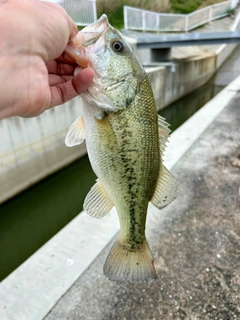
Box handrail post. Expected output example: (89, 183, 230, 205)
(185, 15, 189, 32)
(142, 11, 146, 31)
(209, 7, 212, 23)
(231, 0, 236, 8)
(157, 14, 160, 32)
(93, 0, 97, 21)
(124, 6, 128, 30)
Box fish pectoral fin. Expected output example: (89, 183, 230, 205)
(83, 180, 114, 219)
(151, 164, 178, 209)
(65, 116, 85, 147)
(103, 239, 157, 282)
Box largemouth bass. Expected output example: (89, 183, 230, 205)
(64, 15, 177, 282)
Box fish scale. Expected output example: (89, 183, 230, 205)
(64, 14, 177, 282)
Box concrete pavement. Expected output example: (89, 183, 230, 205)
(43, 79, 240, 320)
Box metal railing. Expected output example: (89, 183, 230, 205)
(45, 0, 97, 26)
(124, 1, 239, 32)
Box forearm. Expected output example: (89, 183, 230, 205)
(0, 0, 48, 118)
(0, 1, 52, 118)
(0, 0, 76, 61)
(0, 57, 17, 119)
(0, 0, 40, 58)
(0, 0, 79, 118)
(0, 54, 49, 119)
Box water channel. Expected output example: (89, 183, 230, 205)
(2, 40, 240, 281)
(0, 81, 223, 281)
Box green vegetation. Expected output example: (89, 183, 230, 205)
(96, 0, 227, 29)
(170, 0, 203, 14)
(100, 2, 124, 30)
(170, 0, 226, 14)
(97, 0, 169, 29)
(227, 8, 235, 16)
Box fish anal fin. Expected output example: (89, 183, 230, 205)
(65, 116, 85, 147)
(84, 180, 113, 219)
(104, 239, 157, 282)
(151, 164, 178, 209)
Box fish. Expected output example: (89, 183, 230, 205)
(64, 14, 178, 282)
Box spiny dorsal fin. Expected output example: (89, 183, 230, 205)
(151, 164, 178, 209)
(104, 238, 157, 282)
(158, 115, 171, 158)
(84, 179, 114, 219)
(65, 116, 85, 147)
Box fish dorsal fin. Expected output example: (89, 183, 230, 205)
(151, 164, 178, 209)
(65, 116, 85, 147)
(158, 115, 171, 158)
(84, 179, 114, 219)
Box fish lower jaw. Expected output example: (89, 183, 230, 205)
(74, 66, 83, 76)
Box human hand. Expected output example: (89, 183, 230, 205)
(0, 0, 94, 119)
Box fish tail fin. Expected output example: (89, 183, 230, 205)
(103, 238, 157, 282)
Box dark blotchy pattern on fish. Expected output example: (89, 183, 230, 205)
(90, 75, 159, 248)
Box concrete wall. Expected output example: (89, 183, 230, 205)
(145, 54, 216, 111)
(0, 101, 86, 203)
(1, 14, 240, 204)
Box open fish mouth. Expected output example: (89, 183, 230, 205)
(81, 14, 109, 34)
(65, 14, 110, 68)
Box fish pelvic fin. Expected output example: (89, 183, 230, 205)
(65, 115, 85, 147)
(151, 164, 178, 209)
(84, 179, 114, 218)
(103, 239, 157, 282)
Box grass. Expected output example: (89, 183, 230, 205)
(96, 0, 228, 29)
(170, 0, 203, 14)
(103, 4, 124, 30)
(97, 0, 169, 30)
(169, 0, 227, 14)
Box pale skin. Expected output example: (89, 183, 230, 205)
(0, 0, 94, 119)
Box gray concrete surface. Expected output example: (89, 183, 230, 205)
(126, 31, 240, 49)
(44, 91, 240, 319)
(1, 77, 239, 320)
(213, 43, 240, 86)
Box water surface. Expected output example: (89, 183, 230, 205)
(0, 156, 96, 281)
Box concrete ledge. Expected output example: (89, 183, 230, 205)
(1, 76, 240, 320)
(164, 78, 240, 168)
(0, 208, 119, 320)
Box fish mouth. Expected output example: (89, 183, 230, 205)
(81, 14, 110, 34)
(65, 14, 110, 68)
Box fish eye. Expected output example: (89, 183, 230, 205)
(111, 40, 124, 53)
